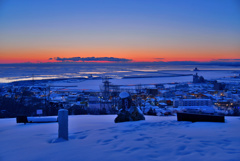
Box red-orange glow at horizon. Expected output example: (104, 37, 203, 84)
(0, 48, 239, 63)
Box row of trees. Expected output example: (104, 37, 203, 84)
(0, 95, 119, 118)
(0, 96, 43, 118)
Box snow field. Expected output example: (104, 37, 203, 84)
(0, 115, 239, 161)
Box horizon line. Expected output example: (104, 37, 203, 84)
(1, 60, 240, 65)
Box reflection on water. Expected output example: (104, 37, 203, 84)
(78, 72, 105, 74)
(0, 76, 59, 83)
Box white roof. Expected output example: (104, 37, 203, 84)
(119, 92, 130, 98)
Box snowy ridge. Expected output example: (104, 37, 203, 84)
(0, 115, 240, 161)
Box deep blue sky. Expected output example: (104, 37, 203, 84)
(0, 0, 239, 63)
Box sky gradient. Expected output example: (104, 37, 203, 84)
(0, 0, 240, 63)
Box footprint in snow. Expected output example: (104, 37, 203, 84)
(97, 139, 114, 145)
(135, 136, 152, 141)
(178, 135, 186, 138)
(78, 135, 87, 140)
(177, 145, 186, 151)
(111, 147, 130, 153)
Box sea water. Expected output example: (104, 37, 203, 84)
(0, 63, 239, 88)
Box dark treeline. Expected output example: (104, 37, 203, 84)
(0, 96, 118, 118)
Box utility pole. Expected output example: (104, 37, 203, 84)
(32, 74, 35, 86)
(101, 76, 110, 111)
(44, 87, 47, 116)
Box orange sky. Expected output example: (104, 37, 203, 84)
(0, 47, 239, 63)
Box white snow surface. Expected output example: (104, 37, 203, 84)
(0, 115, 240, 161)
(27, 117, 58, 123)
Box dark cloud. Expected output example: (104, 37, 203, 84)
(217, 59, 240, 61)
(155, 58, 165, 60)
(53, 57, 132, 62)
(49, 58, 53, 60)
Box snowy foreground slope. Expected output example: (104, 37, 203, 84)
(0, 115, 239, 161)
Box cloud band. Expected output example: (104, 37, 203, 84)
(49, 57, 132, 62)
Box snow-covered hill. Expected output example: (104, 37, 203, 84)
(0, 115, 239, 161)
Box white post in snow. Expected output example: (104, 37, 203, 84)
(58, 109, 68, 140)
